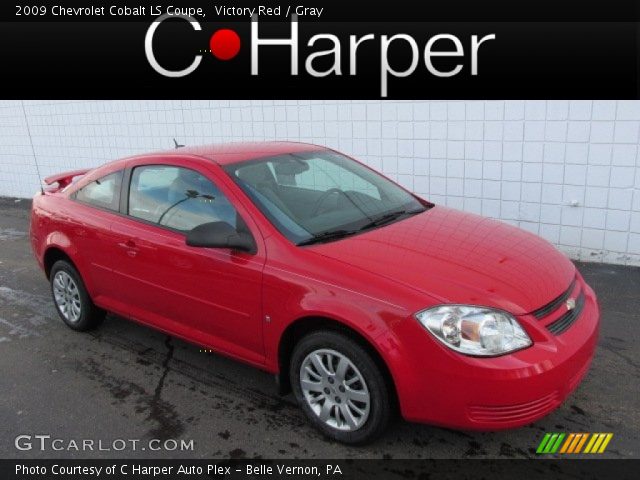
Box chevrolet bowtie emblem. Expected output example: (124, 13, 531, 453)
(566, 298, 576, 311)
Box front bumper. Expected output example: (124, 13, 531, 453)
(388, 274, 600, 430)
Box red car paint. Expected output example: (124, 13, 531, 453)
(30, 142, 599, 430)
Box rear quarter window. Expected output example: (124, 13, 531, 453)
(73, 170, 123, 212)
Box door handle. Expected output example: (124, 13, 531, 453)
(117, 239, 137, 248)
(117, 239, 139, 257)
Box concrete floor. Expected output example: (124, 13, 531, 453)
(0, 197, 638, 459)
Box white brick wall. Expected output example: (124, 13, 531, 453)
(1, 100, 639, 266)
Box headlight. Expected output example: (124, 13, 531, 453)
(415, 305, 532, 356)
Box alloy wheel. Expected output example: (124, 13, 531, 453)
(299, 348, 371, 431)
(52, 271, 82, 323)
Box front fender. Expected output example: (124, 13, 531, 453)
(262, 263, 410, 375)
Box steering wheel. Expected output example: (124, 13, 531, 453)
(312, 188, 349, 216)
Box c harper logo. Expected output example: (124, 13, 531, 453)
(536, 432, 613, 455)
(144, 14, 496, 97)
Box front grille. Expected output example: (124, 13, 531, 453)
(546, 291, 585, 335)
(531, 278, 576, 319)
(468, 391, 559, 424)
(527, 276, 585, 336)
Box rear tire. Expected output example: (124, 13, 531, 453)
(50, 260, 105, 331)
(290, 330, 391, 444)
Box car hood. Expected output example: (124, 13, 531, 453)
(310, 206, 575, 315)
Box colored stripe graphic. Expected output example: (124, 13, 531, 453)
(544, 433, 559, 453)
(550, 433, 565, 453)
(598, 433, 613, 453)
(537, 433, 565, 454)
(583, 433, 598, 453)
(590, 434, 607, 453)
(573, 433, 588, 453)
(559, 433, 575, 453)
(537, 433, 612, 454)
(536, 433, 552, 454)
(584, 433, 614, 453)
(567, 433, 587, 453)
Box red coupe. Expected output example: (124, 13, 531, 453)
(30, 142, 599, 444)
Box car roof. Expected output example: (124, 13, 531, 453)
(148, 141, 326, 166)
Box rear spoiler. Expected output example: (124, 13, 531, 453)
(43, 169, 91, 189)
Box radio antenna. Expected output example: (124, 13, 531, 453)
(20, 100, 44, 194)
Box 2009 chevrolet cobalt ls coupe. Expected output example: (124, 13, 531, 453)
(30, 142, 599, 444)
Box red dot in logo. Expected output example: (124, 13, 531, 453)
(209, 29, 241, 60)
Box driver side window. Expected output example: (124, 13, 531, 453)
(128, 165, 238, 232)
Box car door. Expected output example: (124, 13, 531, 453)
(108, 157, 266, 364)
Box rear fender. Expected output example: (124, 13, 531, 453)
(43, 232, 96, 296)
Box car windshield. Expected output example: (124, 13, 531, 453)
(224, 150, 429, 245)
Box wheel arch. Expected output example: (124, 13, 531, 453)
(276, 315, 399, 411)
(43, 246, 77, 279)
(42, 244, 97, 299)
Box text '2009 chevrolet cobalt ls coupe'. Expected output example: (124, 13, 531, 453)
(30, 142, 599, 444)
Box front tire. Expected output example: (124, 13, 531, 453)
(50, 260, 104, 331)
(290, 330, 391, 444)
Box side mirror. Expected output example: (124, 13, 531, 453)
(186, 222, 256, 254)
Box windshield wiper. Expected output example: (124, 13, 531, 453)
(297, 208, 425, 246)
(358, 208, 423, 232)
(297, 229, 357, 246)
